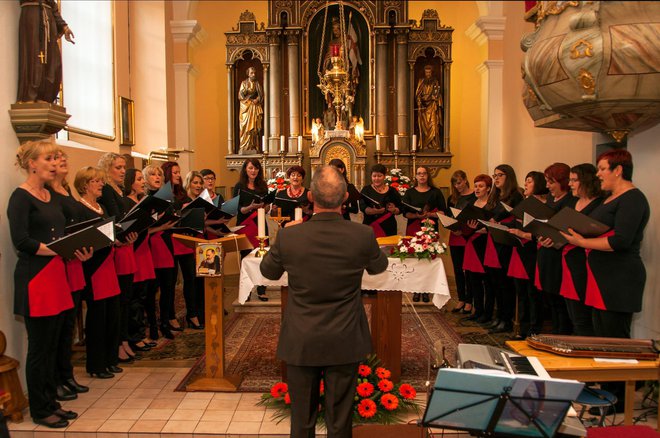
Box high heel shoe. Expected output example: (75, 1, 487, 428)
(118, 356, 134, 364)
(461, 305, 473, 314)
(89, 371, 114, 379)
(107, 365, 123, 374)
(129, 341, 151, 352)
(451, 302, 466, 313)
(168, 321, 184, 332)
(160, 325, 175, 340)
(186, 317, 204, 330)
(64, 378, 89, 393)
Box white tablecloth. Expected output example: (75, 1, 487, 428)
(239, 249, 451, 309)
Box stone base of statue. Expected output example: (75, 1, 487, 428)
(240, 148, 258, 155)
(8, 102, 71, 144)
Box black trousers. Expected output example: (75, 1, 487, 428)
(55, 290, 81, 383)
(449, 245, 470, 303)
(143, 279, 158, 331)
(118, 274, 134, 343)
(24, 312, 64, 419)
(128, 280, 148, 342)
(546, 292, 572, 335)
(155, 267, 177, 323)
(84, 293, 120, 373)
(467, 271, 494, 319)
(487, 267, 514, 324)
(195, 276, 205, 323)
(287, 362, 359, 438)
(175, 254, 197, 319)
(593, 309, 633, 409)
(566, 299, 595, 337)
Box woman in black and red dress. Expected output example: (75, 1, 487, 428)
(360, 164, 402, 237)
(74, 167, 123, 379)
(200, 168, 225, 207)
(560, 164, 603, 336)
(328, 159, 359, 221)
(233, 158, 269, 301)
(275, 166, 312, 225)
(402, 165, 446, 302)
(8, 141, 89, 428)
(447, 171, 475, 314)
(536, 163, 575, 335)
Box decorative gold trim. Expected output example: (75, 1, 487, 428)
(570, 39, 593, 59)
(607, 129, 630, 143)
(577, 68, 595, 95)
(119, 96, 135, 146)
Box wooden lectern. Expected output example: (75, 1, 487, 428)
(172, 233, 253, 391)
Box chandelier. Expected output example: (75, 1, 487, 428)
(317, 0, 351, 131)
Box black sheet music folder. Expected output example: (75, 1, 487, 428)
(49, 217, 115, 259)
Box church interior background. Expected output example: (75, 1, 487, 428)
(1, 0, 659, 426)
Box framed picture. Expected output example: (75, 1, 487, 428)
(196, 243, 223, 277)
(119, 96, 135, 146)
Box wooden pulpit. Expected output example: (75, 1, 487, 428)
(172, 233, 252, 391)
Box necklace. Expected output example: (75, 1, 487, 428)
(287, 185, 304, 198)
(81, 197, 103, 215)
(372, 184, 388, 194)
(26, 182, 49, 202)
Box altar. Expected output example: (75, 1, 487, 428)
(239, 250, 451, 381)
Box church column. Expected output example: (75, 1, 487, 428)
(262, 64, 269, 151)
(268, 30, 281, 154)
(286, 30, 301, 140)
(170, 19, 200, 170)
(375, 29, 389, 141)
(395, 30, 409, 150)
(226, 65, 234, 155)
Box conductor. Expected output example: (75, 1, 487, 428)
(260, 165, 388, 437)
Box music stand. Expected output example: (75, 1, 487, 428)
(421, 369, 583, 437)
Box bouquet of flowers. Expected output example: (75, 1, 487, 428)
(257, 355, 420, 426)
(390, 219, 446, 261)
(267, 171, 290, 193)
(385, 168, 411, 196)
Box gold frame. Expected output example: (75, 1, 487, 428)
(119, 96, 135, 146)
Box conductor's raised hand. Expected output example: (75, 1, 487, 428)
(284, 219, 303, 228)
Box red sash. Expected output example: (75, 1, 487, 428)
(370, 212, 392, 238)
(448, 233, 467, 246)
(91, 247, 121, 301)
(238, 211, 261, 247)
(114, 244, 137, 276)
(534, 243, 543, 290)
(150, 231, 174, 269)
(483, 234, 501, 269)
(173, 236, 194, 256)
(584, 230, 616, 310)
(134, 238, 156, 282)
(65, 258, 86, 292)
(507, 246, 528, 280)
(559, 244, 579, 301)
(28, 256, 73, 317)
(463, 233, 485, 273)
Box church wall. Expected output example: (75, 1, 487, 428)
(0, 0, 28, 387)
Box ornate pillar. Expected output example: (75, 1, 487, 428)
(262, 64, 269, 150)
(286, 30, 301, 138)
(268, 30, 281, 154)
(395, 30, 409, 149)
(375, 29, 389, 140)
(226, 65, 234, 154)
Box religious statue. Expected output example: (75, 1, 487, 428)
(415, 65, 443, 150)
(349, 115, 364, 143)
(17, 0, 75, 103)
(311, 118, 325, 144)
(238, 66, 264, 154)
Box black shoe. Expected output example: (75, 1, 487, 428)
(422, 293, 430, 303)
(53, 408, 78, 420)
(461, 306, 473, 314)
(33, 416, 69, 428)
(186, 317, 204, 330)
(118, 356, 134, 364)
(129, 342, 151, 352)
(489, 321, 513, 334)
(160, 325, 175, 339)
(89, 371, 114, 379)
(64, 378, 89, 393)
(107, 365, 123, 374)
(462, 313, 481, 321)
(412, 293, 421, 302)
(168, 322, 184, 332)
(475, 315, 491, 324)
(144, 340, 158, 348)
(256, 287, 268, 302)
(481, 318, 500, 329)
(56, 384, 77, 401)
(149, 325, 160, 341)
(451, 303, 466, 313)
(223, 309, 229, 316)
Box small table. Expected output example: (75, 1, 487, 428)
(506, 340, 660, 430)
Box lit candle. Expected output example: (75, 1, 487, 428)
(257, 208, 266, 237)
(412, 134, 417, 152)
(280, 135, 286, 153)
(297, 135, 302, 154)
(394, 134, 399, 151)
(376, 134, 381, 151)
(295, 208, 303, 221)
(262, 135, 267, 152)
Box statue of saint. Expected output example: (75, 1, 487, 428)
(17, 0, 75, 103)
(415, 65, 443, 150)
(311, 118, 325, 144)
(238, 66, 264, 154)
(349, 115, 364, 143)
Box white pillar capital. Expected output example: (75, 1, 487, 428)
(466, 16, 507, 46)
(170, 19, 201, 45)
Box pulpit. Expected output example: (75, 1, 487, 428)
(172, 234, 252, 391)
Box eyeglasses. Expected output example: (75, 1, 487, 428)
(492, 173, 505, 179)
(202, 176, 216, 181)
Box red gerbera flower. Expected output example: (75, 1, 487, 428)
(357, 399, 377, 418)
(270, 382, 288, 398)
(378, 379, 394, 392)
(356, 382, 375, 398)
(399, 383, 417, 400)
(284, 392, 291, 404)
(380, 393, 399, 411)
(375, 367, 391, 379)
(392, 176, 399, 181)
(358, 364, 372, 377)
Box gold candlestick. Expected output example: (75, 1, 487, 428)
(254, 236, 268, 258)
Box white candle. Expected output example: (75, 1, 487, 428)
(412, 134, 417, 152)
(376, 134, 381, 151)
(297, 135, 302, 154)
(294, 208, 303, 221)
(394, 134, 399, 151)
(280, 135, 286, 153)
(257, 208, 266, 237)
(262, 135, 267, 152)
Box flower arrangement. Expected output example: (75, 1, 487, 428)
(257, 355, 420, 426)
(390, 219, 447, 261)
(385, 168, 411, 196)
(267, 171, 290, 193)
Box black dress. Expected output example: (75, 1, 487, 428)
(360, 185, 402, 237)
(233, 182, 269, 247)
(275, 187, 311, 224)
(447, 192, 476, 305)
(342, 182, 360, 220)
(401, 187, 446, 235)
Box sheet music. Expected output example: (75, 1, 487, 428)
(98, 221, 115, 241)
